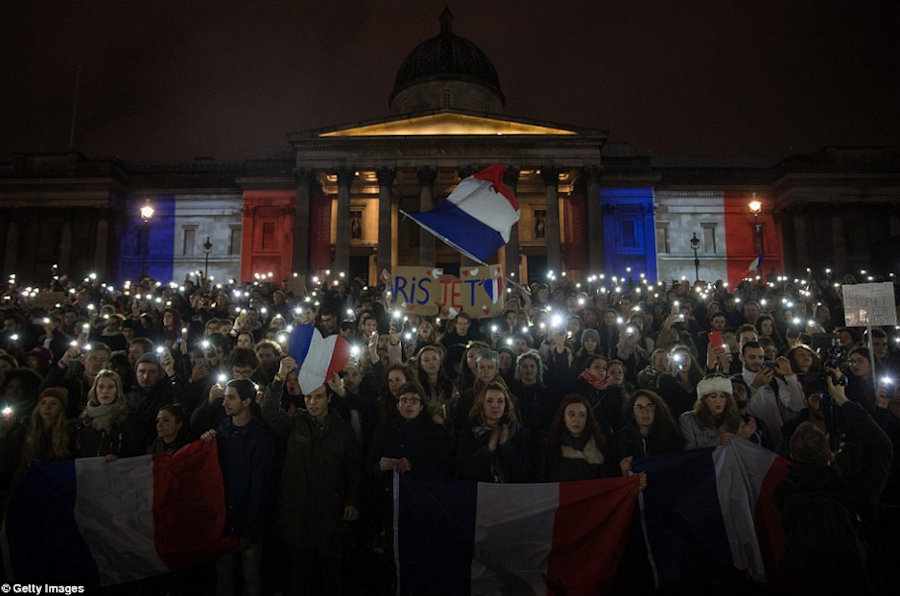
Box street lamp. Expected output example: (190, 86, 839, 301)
(139, 203, 154, 279)
(690, 232, 700, 282)
(203, 236, 213, 280)
(748, 195, 763, 279)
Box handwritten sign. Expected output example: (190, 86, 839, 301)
(387, 266, 505, 319)
(842, 282, 897, 327)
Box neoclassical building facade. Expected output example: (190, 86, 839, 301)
(1, 9, 898, 287)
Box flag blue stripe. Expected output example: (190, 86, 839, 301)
(408, 202, 505, 263)
(5, 460, 100, 587)
(633, 448, 732, 583)
(288, 324, 315, 367)
(397, 474, 477, 595)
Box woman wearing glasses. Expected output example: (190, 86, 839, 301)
(616, 389, 682, 475)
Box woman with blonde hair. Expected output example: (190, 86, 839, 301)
(71, 369, 142, 459)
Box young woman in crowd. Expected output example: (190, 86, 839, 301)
(844, 347, 876, 412)
(575, 354, 625, 433)
(19, 387, 71, 467)
(616, 390, 682, 474)
(679, 375, 756, 449)
(454, 340, 490, 397)
(544, 394, 612, 481)
(456, 381, 528, 483)
(756, 313, 787, 356)
(377, 363, 415, 423)
(150, 403, 189, 454)
(413, 344, 454, 424)
(657, 345, 705, 418)
(71, 369, 142, 459)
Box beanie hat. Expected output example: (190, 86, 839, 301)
(38, 386, 68, 411)
(581, 328, 601, 347)
(135, 352, 163, 374)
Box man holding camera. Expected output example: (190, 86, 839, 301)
(740, 340, 805, 445)
(775, 374, 892, 594)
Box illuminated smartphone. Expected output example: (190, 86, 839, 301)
(708, 331, 726, 355)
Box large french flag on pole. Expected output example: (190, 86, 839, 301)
(633, 439, 790, 587)
(288, 324, 351, 394)
(405, 164, 520, 264)
(394, 473, 641, 595)
(2, 440, 238, 588)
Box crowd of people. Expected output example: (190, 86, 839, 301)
(0, 268, 898, 594)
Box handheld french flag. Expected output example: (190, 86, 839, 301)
(288, 324, 351, 394)
(405, 164, 520, 264)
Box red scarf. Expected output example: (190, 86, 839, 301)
(579, 369, 611, 391)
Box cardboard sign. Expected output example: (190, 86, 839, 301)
(842, 282, 897, 327)
(28, 291, 68, 309)
(387, 266, 505, 319)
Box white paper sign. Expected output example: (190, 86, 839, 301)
(842, 282, 897, 327)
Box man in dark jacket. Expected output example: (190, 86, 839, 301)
(261, 356, 361, 596)
(774, 374, 892, 594)
(203, 379, 274, 596)
(127, 350, 188, 448)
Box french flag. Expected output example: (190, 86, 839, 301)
(406, 164, 520, 264)
(633, 439, 790, 586)
(288, 324, 351, 394)
(482, 273, 503, 304)
(2, 440, 238, 588)
(394, 473, 641, 595)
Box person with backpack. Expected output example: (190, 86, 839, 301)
(774, 372, 892, 594)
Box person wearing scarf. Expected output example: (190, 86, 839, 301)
(576, 354, 625, 434)
(71, 369, 142, 459)
(456, 381, 529, 483)
(544, 394, 612, 481)
(678, 374, 756, 449)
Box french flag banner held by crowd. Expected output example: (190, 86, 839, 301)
(2, 440, 238, 588)
(393, 471, 641, 595)
(394, 439, 790, 595)
(405, 163, 521, 264)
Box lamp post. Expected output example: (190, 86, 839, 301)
(748, 196, 762, 279)
(690, 232, 700, 282)
(203, 236, 213, 280)
(139, 203, 154, 280)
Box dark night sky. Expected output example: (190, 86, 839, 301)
(2, 0, 898, 163)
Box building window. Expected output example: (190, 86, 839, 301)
(656, 223, 669, 254)
(261, 222, 276, 250)
(229, 227, 241, 255)
(702, 223, 717, 254)
(620, 219, 637, 249)
(182, 227, 196, 256)
(441, 89, 453, 108)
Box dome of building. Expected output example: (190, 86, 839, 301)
(389, 8, 505, 114)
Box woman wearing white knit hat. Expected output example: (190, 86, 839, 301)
(679, 374, 757, 449)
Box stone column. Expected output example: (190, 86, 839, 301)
(93, 211, 109, 279)
(830, 205, 847, 274)
(541, 167, 562, 273)
(3, 219, 18, 275)
(503, 166, 521, 281)
(585, 166, 604, 272)
(59, 214, 73, 274)
(293, 168, 315, 275)
(417, 166, 437, 267)
(792, 208, 808, 272)
(376, 167, 396, 274)
(335, 167, 355, 275)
